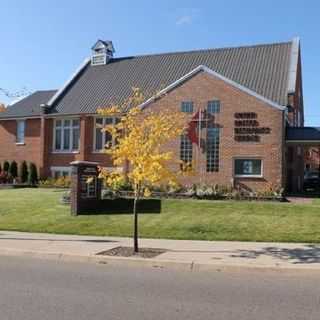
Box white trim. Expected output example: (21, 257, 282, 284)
(50, 166, 71, 178)
(140, 65, 286, 111)
(287, 37, 300, 94)
(47, 58, 91, 107)
(70, 161, 99, 166)
(233, 157, 263, 178)
(0, 116, 40, 121)
(51, 151, 80, 154)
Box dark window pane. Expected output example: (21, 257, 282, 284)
(105, 131, 112, 148)
(63, 128, 70, 150)
(55, 129, 61, 150)
(64, 120, 71, 127)
(72, 119, 80, 127)
(235, 159, 262, 176)
(72, 127, 80, 150)
(95, 128, 103, 150)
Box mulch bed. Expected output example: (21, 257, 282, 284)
(97, 246, 167, 258)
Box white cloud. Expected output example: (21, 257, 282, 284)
(176, 15, 193, 26)
(175, 8, 200, 26)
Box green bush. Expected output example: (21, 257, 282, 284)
(20, 161, 28, 183)
(3, 161, 9, 173)
(9, 161, 18, 179)
(28, 163, 38, 185)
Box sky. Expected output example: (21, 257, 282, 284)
(0, 0, 319, 125)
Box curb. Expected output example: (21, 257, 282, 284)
(1, 248, 320, 273)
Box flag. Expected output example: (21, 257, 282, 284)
(187, 111, 200, 145)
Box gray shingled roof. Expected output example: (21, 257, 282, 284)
(51, 41, 293, 115)
(0, 90, 57, 119)
(286, 127, 320, 141)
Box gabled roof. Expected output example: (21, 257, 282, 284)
(140, 65, 285, 111)
(49, 40, 294, 115)
(0, 90, 57, 119)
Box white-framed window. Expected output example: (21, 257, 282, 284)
(207, 100, 220, 114)
(53, 118, 80, 152)
(180, 134, 193, 170)
(94, 117, 118, 151)
(181, 101, 193, 113)
(16, 120, 25, 144)
(50, 166, 71, 179)
(234, 158, 263, 178)
(206, 127, 220, 172)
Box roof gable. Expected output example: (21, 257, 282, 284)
(141, 65, 285, 111)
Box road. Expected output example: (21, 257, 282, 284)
(0, 256, 319, 320)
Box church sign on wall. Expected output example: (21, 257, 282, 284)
(234, 113, 271, 142)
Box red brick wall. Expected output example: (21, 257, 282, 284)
(145, 71, 285, 191)
(0, 118, 41, 169)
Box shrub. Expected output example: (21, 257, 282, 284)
(9, 161, 18, 179)
(3, 161, 9, 173)
(39, 176, 71, 188)
(20, 161, 28, 183)
(28, 163, 38, 185)
(0, 163, 2, 174)
(0, 172, 8, 184)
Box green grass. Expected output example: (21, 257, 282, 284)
(1, 188, 320, 243)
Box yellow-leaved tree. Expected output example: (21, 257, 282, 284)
(97, 88, 188, 252)
(0, 103, 5, 112)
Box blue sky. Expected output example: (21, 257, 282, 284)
(0, 0, 319, 125)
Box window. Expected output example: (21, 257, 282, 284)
(51, 167, 71, 179)
(16, 120, 25, 144)
(180, 134, 193, 170)
(181, 101, 193, 113)
(234, 159, 262, 177)
(207, 100, 220, 114)
(206, 127, 220, 172)
(54, 119, 80, 152)
(94, 117, 117, 151)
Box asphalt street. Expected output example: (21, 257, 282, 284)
(0, 255, 319, 320)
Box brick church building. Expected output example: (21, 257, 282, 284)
(0, 38, 314, 192)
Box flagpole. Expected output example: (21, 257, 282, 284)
(198, 107, 202, 185)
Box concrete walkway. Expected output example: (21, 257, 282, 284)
(0, 231, 320, 272)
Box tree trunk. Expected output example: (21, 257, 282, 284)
(133, 195, 139, 253)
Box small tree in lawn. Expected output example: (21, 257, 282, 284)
(28, 163, 38, 185)
(20, 161, 28, 183)
(9, 161, 18, 180)
(97, 88, 187, 252)
(3, 161, 9, 173)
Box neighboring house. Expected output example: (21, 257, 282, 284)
(305, 147, 320, 172)
(0, 38, 311, 192)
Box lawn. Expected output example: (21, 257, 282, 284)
(1, 188, 320, 243)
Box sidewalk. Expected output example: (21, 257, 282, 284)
(0, 230, 320, 272)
